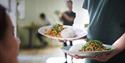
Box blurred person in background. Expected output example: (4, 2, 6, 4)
(0, 5, 19, 63)
(36, 13, 50, 47)
(60, 0, 76, 26)
(39, 13, 51, 26)
(60, 0, 76, 46)
(59, 1, 76, 62)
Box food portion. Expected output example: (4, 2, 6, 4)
(61, 28, 76, 38)
(80, 40, 110, 52)
(45, 24, 77, 38)
(45, 24, 64, 37)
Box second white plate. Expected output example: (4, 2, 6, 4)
(38, 25, 87, 40)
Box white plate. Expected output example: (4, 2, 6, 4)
(38, 25, 87, 40)
(69, 44, 115, 56)
(62, 44, 115, 57)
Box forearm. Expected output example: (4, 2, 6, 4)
(112, 33, 125, 55)
(92, 33, 125, 62)
(63, 13, 74, 21)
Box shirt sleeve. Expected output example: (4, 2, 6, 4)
(82, 0, 88, 9)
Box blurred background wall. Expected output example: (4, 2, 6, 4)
(18, 0, 67, 26)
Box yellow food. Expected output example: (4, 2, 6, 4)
(45, 24, 64, 37)
(80, 40, 108, 52)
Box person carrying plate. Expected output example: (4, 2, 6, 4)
(60, 0, 76, 63)
(60, 0, 76, 46)
(72, 0, 125, 63)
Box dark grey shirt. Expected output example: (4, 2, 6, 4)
(83, 0, 125, 63)
(61, 11, 76, 26)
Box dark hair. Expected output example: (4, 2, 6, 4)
(0, 5, 7, 40)
(67, 0, 73, 4)
(40, 13, 46, 19)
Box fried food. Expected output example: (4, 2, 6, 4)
(45, 24, 64, 37)
(80, 40, 109, 52)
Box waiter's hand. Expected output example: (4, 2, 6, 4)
(68, 50, 117, 62)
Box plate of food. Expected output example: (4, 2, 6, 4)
(62, 40, 115, 57)
(38, 24, 87, 40)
